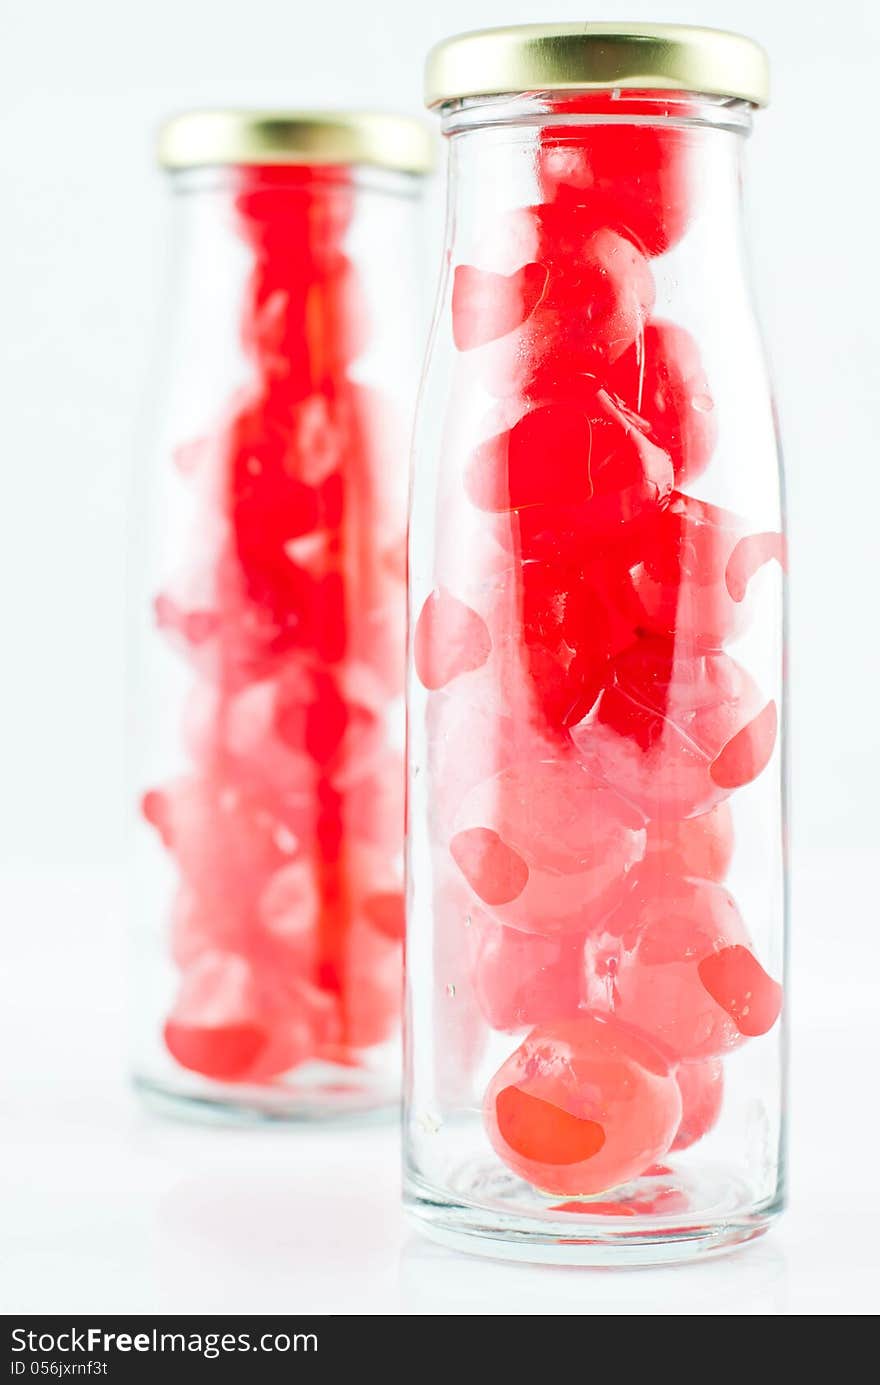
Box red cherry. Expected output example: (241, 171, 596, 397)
(643, 801, 734, 883)
(725, 531, 787, 603)
(698, 944, 783, 1038)
(607, 321, 717, 485)
(344, 749, 405, 853)
(164, 1017, 267, 1081)
(585, 875, 751, 1060)
(141, 789, 174, 849)
(155, 774, 301, 930)
(495, 1086, 606, 1165)
(467, 911, 584, 1032)
(484, 1014, 681, 1195)
(414, 586, 492, 691)
(466, 390, 673, 541)
(425, 689, 550, 840)
(257, 858, 320, 954)
(709, 700, 778, 790)
(452, 262, 548, 350)
(537, 96, 697, 257)
(460, 208, 655, 397)
(450, 827, 530, 907)
(516, 559, 634, 728)
(362, 891, 406, 942)
(623, 495, 784, 649)
(163, 950, 322, 1082)
(576, 637, 775, 819)
(234, 165, 355, 266)
(451, 757, 645, 934)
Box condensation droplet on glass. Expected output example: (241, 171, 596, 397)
(692, 393, 714, 413)
(446, 983, 456, 999)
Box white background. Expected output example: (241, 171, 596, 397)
(2, 0, 878, 1316)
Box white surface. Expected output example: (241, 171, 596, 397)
(1, 860, 877, 1316)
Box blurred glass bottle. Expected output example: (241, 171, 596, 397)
(131, 110, 431, 1120)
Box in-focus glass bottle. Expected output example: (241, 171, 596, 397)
(406, 24, 787, 1262)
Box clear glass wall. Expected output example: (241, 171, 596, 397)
(406, 92, 786, 1261)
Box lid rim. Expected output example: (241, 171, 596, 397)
(424, 23, 770, 110)
(158, 110, 434, 174)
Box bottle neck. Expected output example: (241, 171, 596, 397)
(166, 163, 420, 201)
(439, 89, 754, 137)
(438, 90, 751, 274)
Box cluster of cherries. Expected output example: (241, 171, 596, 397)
(415, 98, 784, 1197)
(143, 166, 406, 1084)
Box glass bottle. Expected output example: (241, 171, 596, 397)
(406, 24, 787, 1262)
(131, 110, 431, 1120)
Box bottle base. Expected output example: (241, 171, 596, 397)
(133, 1069, 399, 1127)
(404, 1168, 782, 1268)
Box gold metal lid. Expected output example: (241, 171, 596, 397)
(158, 110, 434, 174)
(425, 23, 769, 110)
